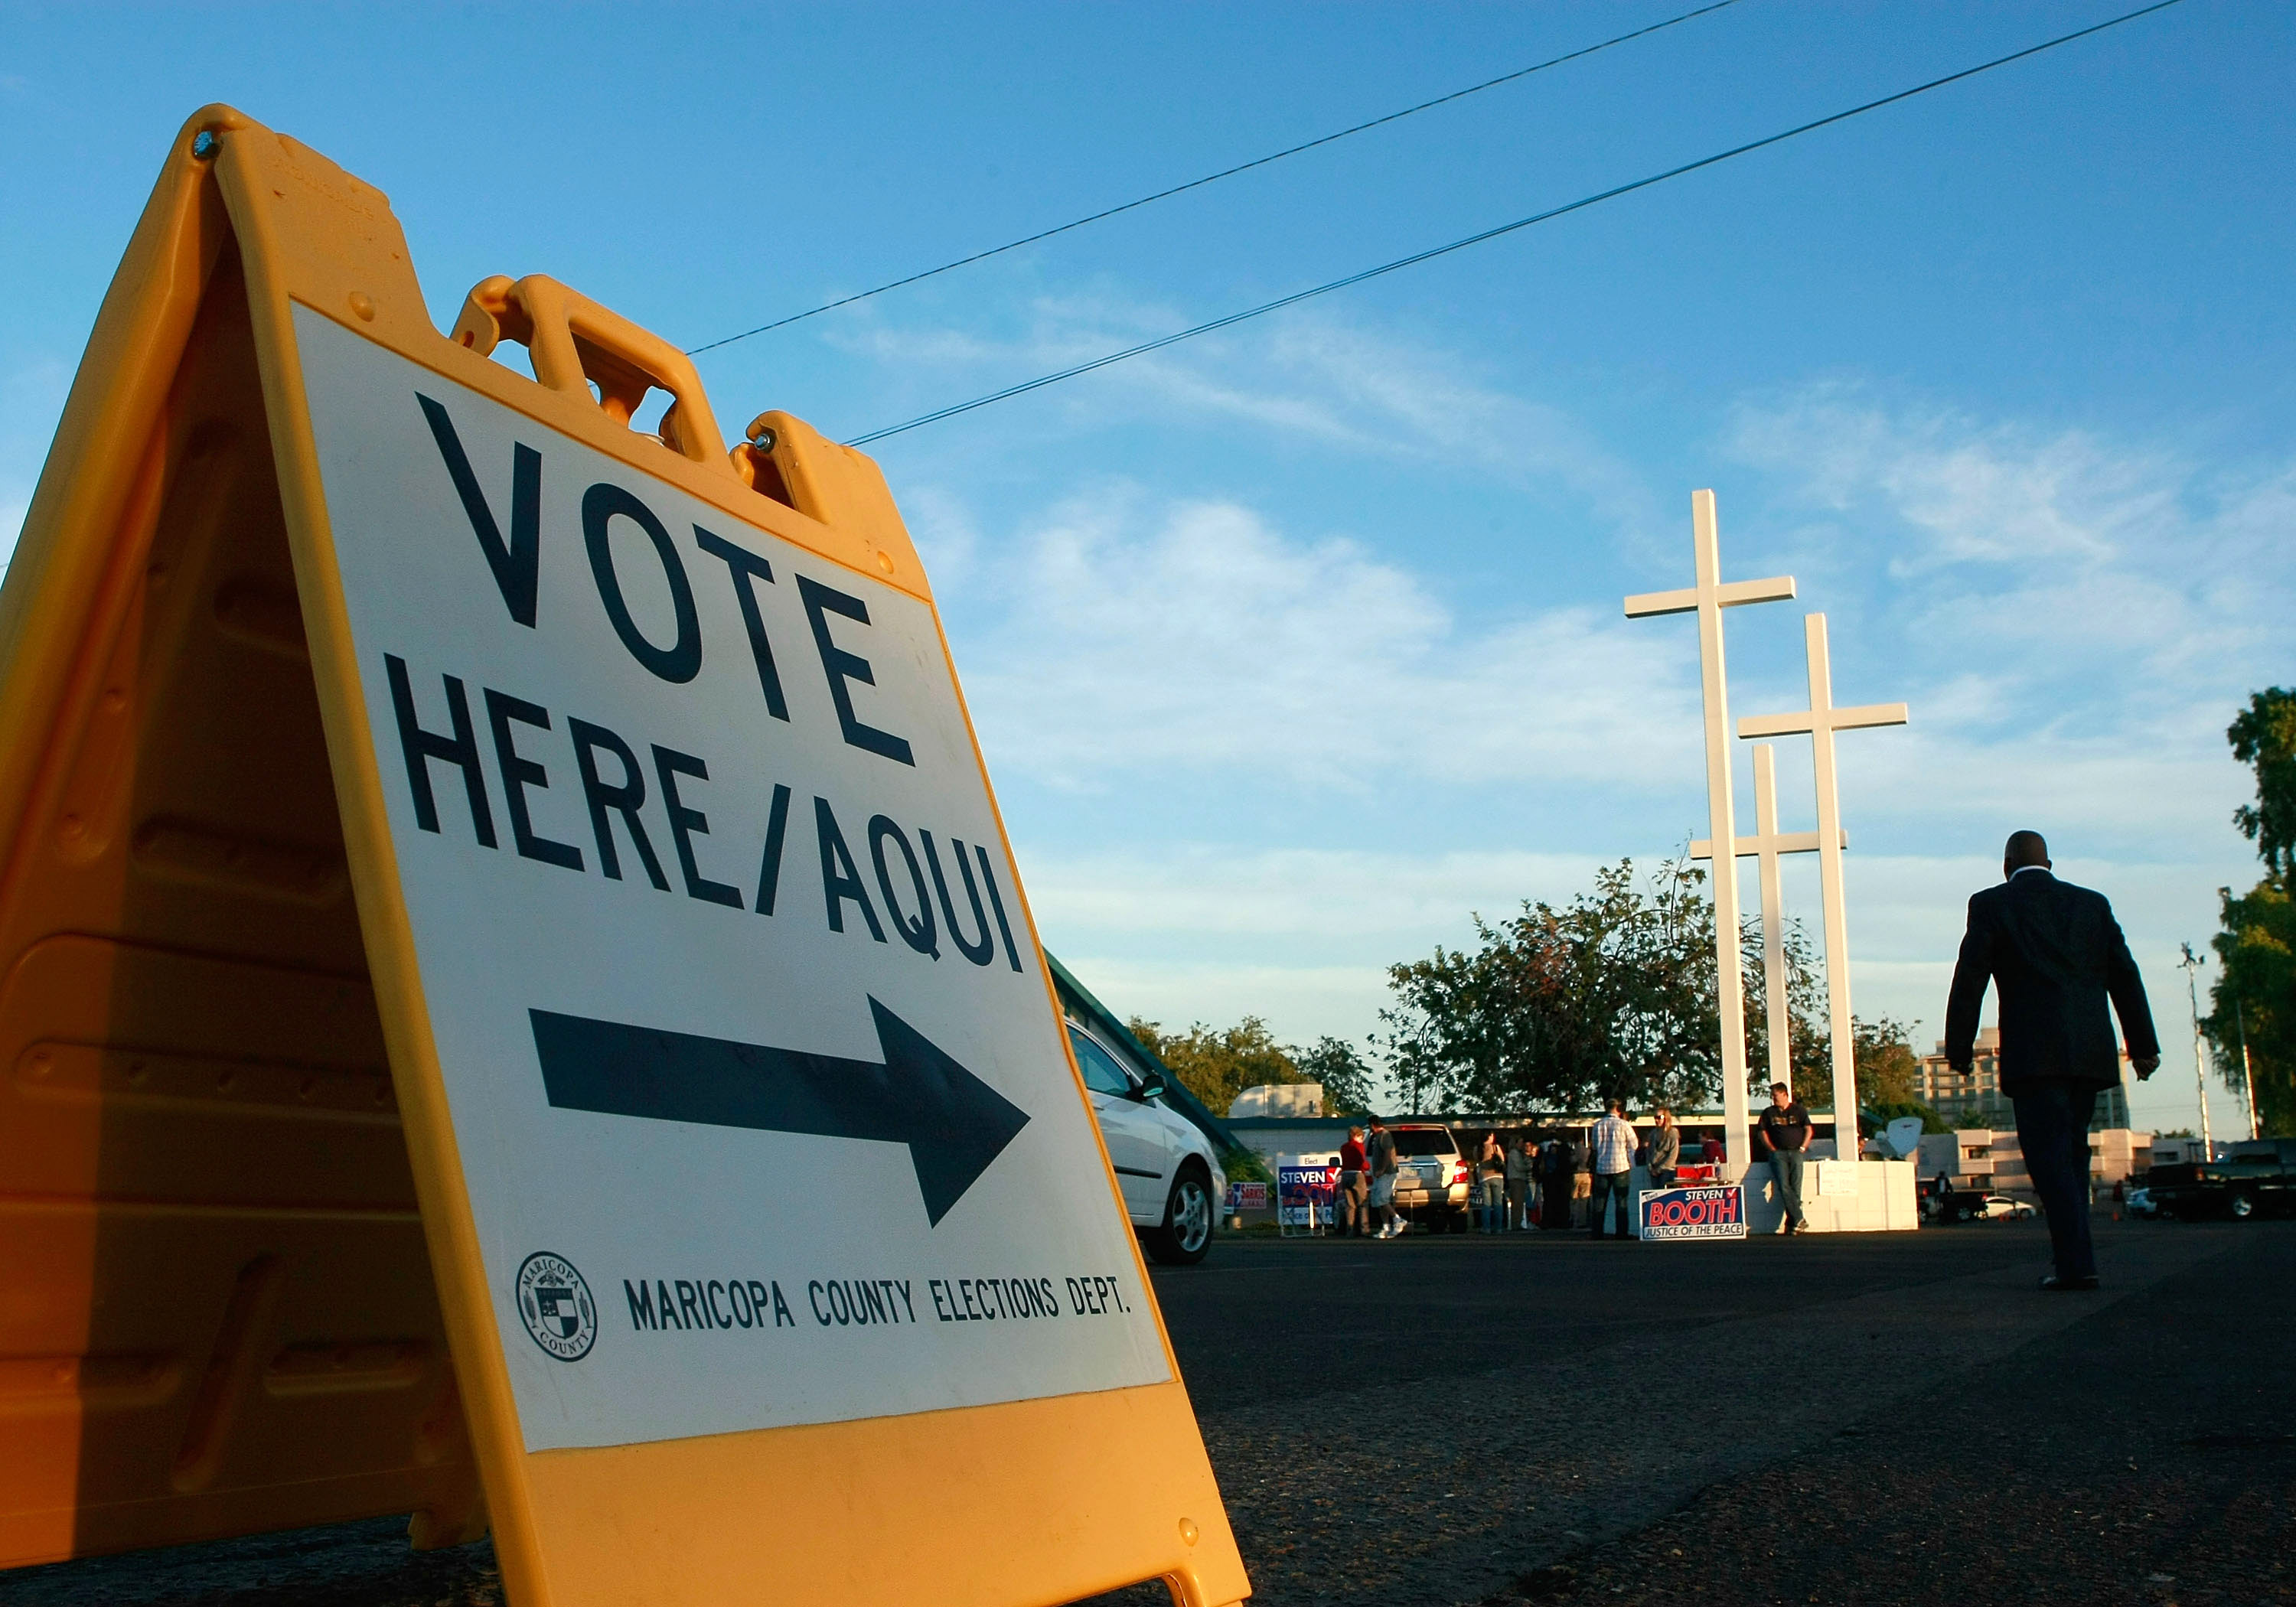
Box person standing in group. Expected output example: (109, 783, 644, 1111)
(1587, 1100, 1638, 1240)
(1571, 1133, 1593, 1228)
(1945, 830, 2161, 1292)
(1506, 1134, 1538, 1231)
(1477, 1132, 1507, 1233)
(1757, 1084, 1812, 1234)
(1337, 1125, 1369, 1237)
(1366, 1116, 1402, 1240)
(1645, 1107, 1681, 1188)
(1541, 1134, 1574, 1230)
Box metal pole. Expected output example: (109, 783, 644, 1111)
(2238, 1001, 2260, 1143)
(2180, 943, 2213, 1159)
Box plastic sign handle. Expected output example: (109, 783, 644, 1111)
(451, 272, 734, 476)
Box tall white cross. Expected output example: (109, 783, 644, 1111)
(1625, 491, 1793, 1178)
(1690, 742, 1847, 1096)
(1738, 613, 1908, 1155)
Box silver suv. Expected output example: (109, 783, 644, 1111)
(1384, 1124, 1470, 1231)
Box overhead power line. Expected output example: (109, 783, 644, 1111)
(844, 0, 2185, 448)
(686, 0, 1746, 357)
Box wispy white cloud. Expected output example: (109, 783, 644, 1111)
(1733, 388, 2170, 566)
(847, 295, 1662, 539)
(1119, 318, 1661, 537)
(1029, 843, 1619, 1054)
(1024, 843, 1613, 944)
(954, 488, 1701, 792)
(1727, 386, 2296, 691)
(1717, 386, 2291, 863)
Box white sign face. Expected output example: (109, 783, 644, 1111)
(1815, 1161, 1863, 1198)
(291, 307, 1171, 1452)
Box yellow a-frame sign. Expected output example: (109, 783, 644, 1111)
(0, 105, 1248, 1607)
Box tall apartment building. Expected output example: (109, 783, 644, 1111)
(1913, 1027, 2131, 1129)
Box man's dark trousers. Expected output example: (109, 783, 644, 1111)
(1767, 1149, 1806, 1231)
(2014, 1081, 2102, 1280)
(1590, 1171, 1632, 1238)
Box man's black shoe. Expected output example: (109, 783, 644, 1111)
(2039, 1273, 2099, 1292)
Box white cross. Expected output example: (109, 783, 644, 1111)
(1737, 613, 1908, 1154)
(1625, 491, 1793, 1179)
(1690, 743, 1847, 1096)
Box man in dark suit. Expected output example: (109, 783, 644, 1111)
(1946, 831, 2161, 1291)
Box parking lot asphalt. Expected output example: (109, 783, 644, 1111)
(1098, 1217, 2289, 1607)
(3, 1218, 2282, 1607)
(1146, 1219, 2074, 1416)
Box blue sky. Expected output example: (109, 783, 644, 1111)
(5, 2, 2289, 1136)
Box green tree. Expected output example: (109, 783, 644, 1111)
(2229, 688, 2296, 882)
(1288, 1035, 1385, 1115)
(1740, 917, 1833, 1106)
(1377, 859, 1831, 1115)
(1854, 1016, 1923, 1108)
(2206, 881, 2292, 1135)
(2206, 688, 2296, 1136)
(1125, 1015, 1305, 1116)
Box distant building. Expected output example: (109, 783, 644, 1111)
(1228, 1083, 1326, 1120)
(2144, 1136, 2225, 1166)
(1914, 1028, 2131, 1129)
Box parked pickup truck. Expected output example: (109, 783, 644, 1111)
(2145, 1138, 2296, 1221)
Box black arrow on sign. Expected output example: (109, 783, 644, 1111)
(530, 1000, 1031, 1226)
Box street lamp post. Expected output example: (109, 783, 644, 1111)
(2237, 1001, 2260, 1143)
(2178, 943, 2213, 1160)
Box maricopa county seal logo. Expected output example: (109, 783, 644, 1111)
(515, 1251, 596, 1361)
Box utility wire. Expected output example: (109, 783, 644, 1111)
(845, 0, 2183, 448)
(687, 0, 1746, 357)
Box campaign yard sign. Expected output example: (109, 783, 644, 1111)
(1639, 1183, 1748, 1240)
(1277, 1163, 1336, 1229)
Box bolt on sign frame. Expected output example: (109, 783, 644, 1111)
(0, 105, 1247, 1607)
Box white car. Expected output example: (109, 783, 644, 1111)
(1067, 1019, 1225, 1265)
(1975, 1193, 2038, 1220)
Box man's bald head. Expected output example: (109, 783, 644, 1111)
(2004, 830, 2051, 874)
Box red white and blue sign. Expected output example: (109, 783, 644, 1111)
(1277, 1163, 1337, 1228)
(1639, 1183, 1747, 1240)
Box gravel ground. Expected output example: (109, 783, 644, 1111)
(1, 1218, 2273, 1607)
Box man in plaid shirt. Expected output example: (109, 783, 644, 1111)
(1587, 1099, 1639, 1240)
